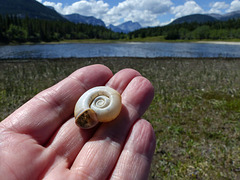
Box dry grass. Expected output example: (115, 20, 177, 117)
(0, 57, 240, 179)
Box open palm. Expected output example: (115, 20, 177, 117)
(0, 65, 155, 180)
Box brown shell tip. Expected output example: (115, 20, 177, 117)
(75, 109, 98, 129)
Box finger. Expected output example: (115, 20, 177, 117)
(44, 120, 155, 180)
(106, 68, 141, 94)
(70, 76, 154, 179)
(110, 119, 156, 180)
(45, 69, 141, 168)
(1, 64, 113, 145)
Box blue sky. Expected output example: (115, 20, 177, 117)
(36, 0, 240, 27)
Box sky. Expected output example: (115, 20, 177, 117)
(36, 0, 240, 27)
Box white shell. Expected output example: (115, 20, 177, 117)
(74, 86, 122, 129)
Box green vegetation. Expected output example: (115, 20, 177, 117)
(0, 15, 123, 43)
(131, 19, 240, 41)
(2, 14, 240, 44)
(0, 57, 240, 179)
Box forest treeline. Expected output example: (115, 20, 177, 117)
(130, 18, 240, 40)
(0, 15, 124, 43)
(2, 14, 240, 44)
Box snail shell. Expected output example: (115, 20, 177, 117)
(74, 86, 122, 129)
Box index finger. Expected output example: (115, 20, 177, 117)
(1, 64, 113, 145)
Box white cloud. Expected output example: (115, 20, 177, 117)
(122, 9, 160, 26)
(42, 0, 109, 18)
(39, 0, 173, 27)
(227, 0, 240, 12)
(209, 2, 229, 14)
(104, 0, 173, 26)
(36, 0, 240, 27)
(43, 1, 64, 12)
(171, 1, 204, 18)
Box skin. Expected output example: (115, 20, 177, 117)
(0, 64, 156, 180)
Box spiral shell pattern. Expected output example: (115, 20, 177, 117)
(74, 86, 122, 129)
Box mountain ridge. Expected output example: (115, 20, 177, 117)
(171, 14, 217, 25)
(2, 0, 240, 33)
(63, 13, 106, 27)
(0, 0, 141, 33)
(210, 10, 240, 21)
(62, 13, 142, 33)
(171, 10, 240, 25)
(108, 21, 142, 33)
(0, 0, 65, 21)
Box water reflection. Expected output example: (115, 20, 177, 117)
(0, 42, 240, 59)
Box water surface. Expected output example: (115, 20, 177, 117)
(0, 42, 240, 59)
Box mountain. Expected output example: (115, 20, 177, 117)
(108, 24, 123, 33)
(209, 13, 223, 20)
(0, 0, 65, 21)
(108, 21, 142, 33)
(171, 10, 240, 25)
(209, 10, 240, 21)
(171, 14, 218, 25)
(63, 14, 106, 27)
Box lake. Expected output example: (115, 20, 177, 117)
(1, 42, 240, 59)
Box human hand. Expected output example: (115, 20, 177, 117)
(0, 64, 155, 180)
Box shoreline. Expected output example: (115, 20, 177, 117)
(2, 39, 240, 46)
(1, 57, 240, 63)
(197, 41, 240, 45)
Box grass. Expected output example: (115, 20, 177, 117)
(0, 57, 240, 179)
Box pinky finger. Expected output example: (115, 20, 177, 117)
(110, 119, 156, 180)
